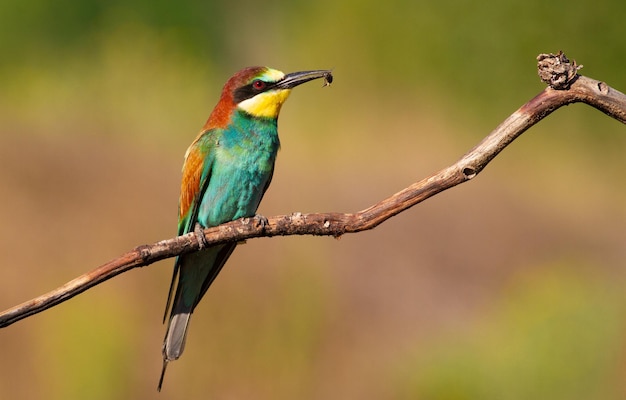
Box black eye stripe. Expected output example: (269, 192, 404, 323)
(233, 80, 279, 103)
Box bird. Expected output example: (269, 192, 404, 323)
(158, 66, 332, 390)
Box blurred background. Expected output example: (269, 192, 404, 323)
(1, 0, 625, 398)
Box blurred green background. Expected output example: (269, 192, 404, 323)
(1, 0, 625, 399)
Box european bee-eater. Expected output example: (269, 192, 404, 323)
(158, 66, 332, 390)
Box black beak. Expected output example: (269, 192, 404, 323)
(276, 70, 333, 89)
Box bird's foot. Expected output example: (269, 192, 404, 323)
(238, 215, 268, 245)
(251, 214, 269, 229)
(194, 223, 209, 249)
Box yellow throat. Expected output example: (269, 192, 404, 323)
(237, 68, 291, 118)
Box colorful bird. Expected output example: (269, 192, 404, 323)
(158, 66, 332, 390)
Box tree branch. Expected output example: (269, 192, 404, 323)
(1, 52, 625, 328)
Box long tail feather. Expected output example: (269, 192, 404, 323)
(164, 313, 192, 361)
(158, 243, 237, 390)
(162, 261, 180, 323)
(157, 361, 168, 392)
(159, 312, 191, 390)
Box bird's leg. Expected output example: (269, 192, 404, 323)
(194, 223, 209, 249)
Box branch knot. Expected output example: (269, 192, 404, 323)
(537, 51, 582, 90)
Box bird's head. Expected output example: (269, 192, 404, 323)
(205, 66, 332, 129)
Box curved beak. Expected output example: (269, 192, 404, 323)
(276, 70, 333, 89)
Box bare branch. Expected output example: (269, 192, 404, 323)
(1, 52, 624, 328)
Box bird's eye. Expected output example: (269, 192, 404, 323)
(252, 80, 266, 90)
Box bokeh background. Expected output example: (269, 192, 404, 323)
(1, 0, 625, 399)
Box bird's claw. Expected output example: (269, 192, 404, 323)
(252, 214, 269, 229)
(254, 214, 270, 229)
(194, 223, 209, 249)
